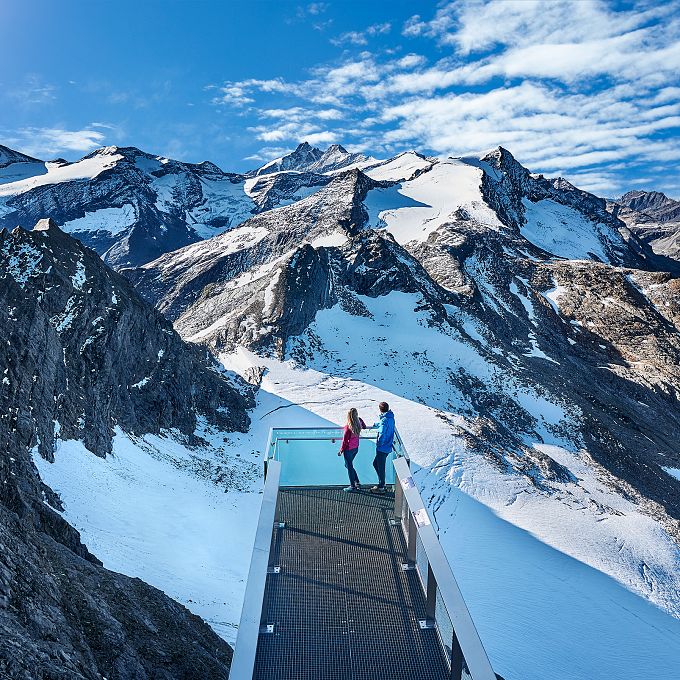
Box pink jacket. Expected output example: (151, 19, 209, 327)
(340, 419, 366, 452)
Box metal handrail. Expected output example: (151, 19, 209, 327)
(393, 457, 496, 680)
(265, 426, 408, 464)
(232, 433, 494, 680)
(228, 460, 281, 680)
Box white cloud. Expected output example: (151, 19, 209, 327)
(331, 31, 367, 46)
(402, 14, 427, 38)
(367, 22, 391, 36)
(304, 130, 339, 145)
(9, 127, 107, 157)
(396, 54, 426, 70)
(331, 22, 391, 46)
(209, 1, 680, 194)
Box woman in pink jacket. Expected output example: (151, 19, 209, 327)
(338, 408, 366, 492)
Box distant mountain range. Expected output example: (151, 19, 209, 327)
(0, 142, 380, 269)
(2, 140, 678, 272)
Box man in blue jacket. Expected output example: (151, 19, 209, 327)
(370, 401, 395, 493)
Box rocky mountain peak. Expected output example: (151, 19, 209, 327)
(0, 144, 41, 168)
(257, 141, 324, 175)
(617, 190, 680, 220)
(250, 141, 374, 177)
(326, 143, 348, 154)
(480, 146, 532, 185)
(32, 216, 59, 232)
(1, 220, 251, 461)
(608, 190, 680, 262)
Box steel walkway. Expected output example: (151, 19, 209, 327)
(230, 427, 497, 680)
(254, 487, 451, 680)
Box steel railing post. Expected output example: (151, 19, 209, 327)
(394, 474, 404, 520)
(451, 630, 464, 680)
(426, 562, 437, 623)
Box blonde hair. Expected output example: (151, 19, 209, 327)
(346, 408, 362, 436)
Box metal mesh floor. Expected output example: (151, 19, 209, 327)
(253, 487, 451, 680)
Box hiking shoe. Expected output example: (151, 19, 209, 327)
(343, 486, 356, 492)
(370, 486, 386, 494)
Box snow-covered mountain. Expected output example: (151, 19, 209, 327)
(248, 141, 377, 176)
(121, 145, 680, 677)
(0, 144, 259, 269)
(609, 190, 680, 262)
(4, 140, 680, 680)
(0, 142, 381, 270)
(0, 219, 253, 675)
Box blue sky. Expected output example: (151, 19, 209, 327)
(2, 0, 679, 197)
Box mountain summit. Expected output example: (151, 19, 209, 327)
(249, 141, 376, 176)
(608, 189, 680, 260)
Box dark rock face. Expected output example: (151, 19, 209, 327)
(0, 219, 251, 678)
(0, 219, 250, 461)
(0, 505, 232, 680)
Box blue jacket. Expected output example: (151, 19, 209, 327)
(373, 410, 395, 453)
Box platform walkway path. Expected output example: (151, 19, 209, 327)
(253, 487, 452, 680)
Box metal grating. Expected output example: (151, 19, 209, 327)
(253, 487, 451, 680)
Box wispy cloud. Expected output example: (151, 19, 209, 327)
(209, 0, 680, 194)
(289, 2, 332, 31)
(10, 75, 57, 106)
(331, 22, 392, 46)
(5, 127, 108, 158)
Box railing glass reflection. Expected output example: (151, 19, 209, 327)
(266, 427, 405, 487)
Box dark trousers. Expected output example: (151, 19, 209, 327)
(373, 449, 389, 488)
(343, 448, 359, 486)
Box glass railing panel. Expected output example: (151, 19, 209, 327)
(435, 585, 454, 665)
(270, 428, 397, 487)
(415, 530, 428, 590)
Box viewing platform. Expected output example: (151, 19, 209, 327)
(230, 427, 497, 680)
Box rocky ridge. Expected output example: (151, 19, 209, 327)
(123, 148, 680, 554)
(0, 219, 251, 678)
